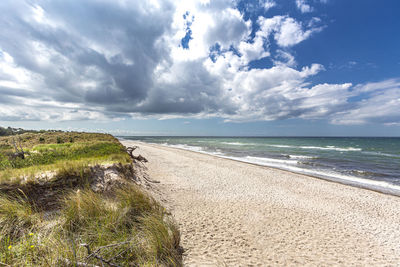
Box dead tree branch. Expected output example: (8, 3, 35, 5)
(126, 146, 148, 163)
(60, 258, 100, 267)
(10, 138, 25, 160)
(81, 242, 130, 267)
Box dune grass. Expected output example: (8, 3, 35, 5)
(0, 185, 181, 266)
(0, 132, 182, 266)
(0, 132, 131, 184)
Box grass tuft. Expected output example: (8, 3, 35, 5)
(0, 194, 38, 241)
(142, 214, 182, 265)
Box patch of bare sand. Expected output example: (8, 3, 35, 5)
(121, 140, 400, 266)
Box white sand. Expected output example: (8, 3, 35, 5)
(122, 140, 400, 266)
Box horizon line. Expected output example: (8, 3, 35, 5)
(116, 135, 400, 138)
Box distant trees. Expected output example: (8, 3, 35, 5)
(0, 126, 53, 136)
(0, 126, 17, 136)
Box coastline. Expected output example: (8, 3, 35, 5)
(121, 138, 400, 197)
(121, 140, 400, 266)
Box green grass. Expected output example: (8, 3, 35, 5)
(1, 139, 128, 170)
(0, 194, 39, 240)
(0, 132, 182, 266)
(0, 132, 131, 183)
(0, 186, 181, 266)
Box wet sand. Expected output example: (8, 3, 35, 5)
(122, 140, 400, 266)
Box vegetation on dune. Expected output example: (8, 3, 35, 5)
(0, 186, 181, 266)
(0, 132, 131, 183)
(0, 131, 181, 266)
(1, 142, 124, 170)
(0, 126, 41, 137)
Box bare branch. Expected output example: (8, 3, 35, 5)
(125, 146, 148, 163)
(60, 258, 100, 267)
(12, 138, 19, 152)
(81, 242, 130, 267)
(10, 138, 25, 160)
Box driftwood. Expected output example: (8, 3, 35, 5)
(10, 138, 25, 160)
(60, 258, 99, 267)
(81, 242, 130, 267)
(126, 146, 148, 163)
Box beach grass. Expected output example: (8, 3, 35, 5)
(0, 132, 181, 266)
(0, 132, 132, 184)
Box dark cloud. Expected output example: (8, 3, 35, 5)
(0, 0, 174, 110)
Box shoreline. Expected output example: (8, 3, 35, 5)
(121, 140, 400, 265)
(120, 139, 400, 197)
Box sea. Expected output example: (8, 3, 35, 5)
(121, 136, 400, 196)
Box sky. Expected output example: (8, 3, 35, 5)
(0, 0, 400, 136)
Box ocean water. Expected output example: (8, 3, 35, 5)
(122, 137, 400, 196)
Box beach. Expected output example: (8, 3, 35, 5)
(121, 140, 400, 266)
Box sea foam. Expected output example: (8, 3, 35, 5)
(160, 142, 400, 196)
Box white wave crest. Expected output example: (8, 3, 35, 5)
(288, 155, 315, 159)
(300, 146, 362, 152)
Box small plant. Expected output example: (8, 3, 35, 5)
(39, 137, 45, 143)
(56, 137, 63, 144)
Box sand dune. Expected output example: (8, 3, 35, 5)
(121, 140, 400, 266)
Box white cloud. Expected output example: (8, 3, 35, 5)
(238, 35, 270, 64)
(353, 78, 400, 93)
(273, 50, 297, 67)
(262, 0, 276, 11)
(0, 0, 397, 127)
(332, 80, 400, 125)
(295, 0, 313, 13)
(257, 15, 322, 47)
(276, 17, 316, 46)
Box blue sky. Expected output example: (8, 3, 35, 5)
(0, 0, 399, 136)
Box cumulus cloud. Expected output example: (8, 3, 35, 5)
(257, 15, 323, 47)
(0, 0, 175, 120)
(0, 0, 397, 126)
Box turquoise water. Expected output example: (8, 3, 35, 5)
(122, 137, 400, 195)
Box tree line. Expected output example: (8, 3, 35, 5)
(0, 126, 62, 136)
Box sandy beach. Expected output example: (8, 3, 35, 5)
(122, 140, 400, 266)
